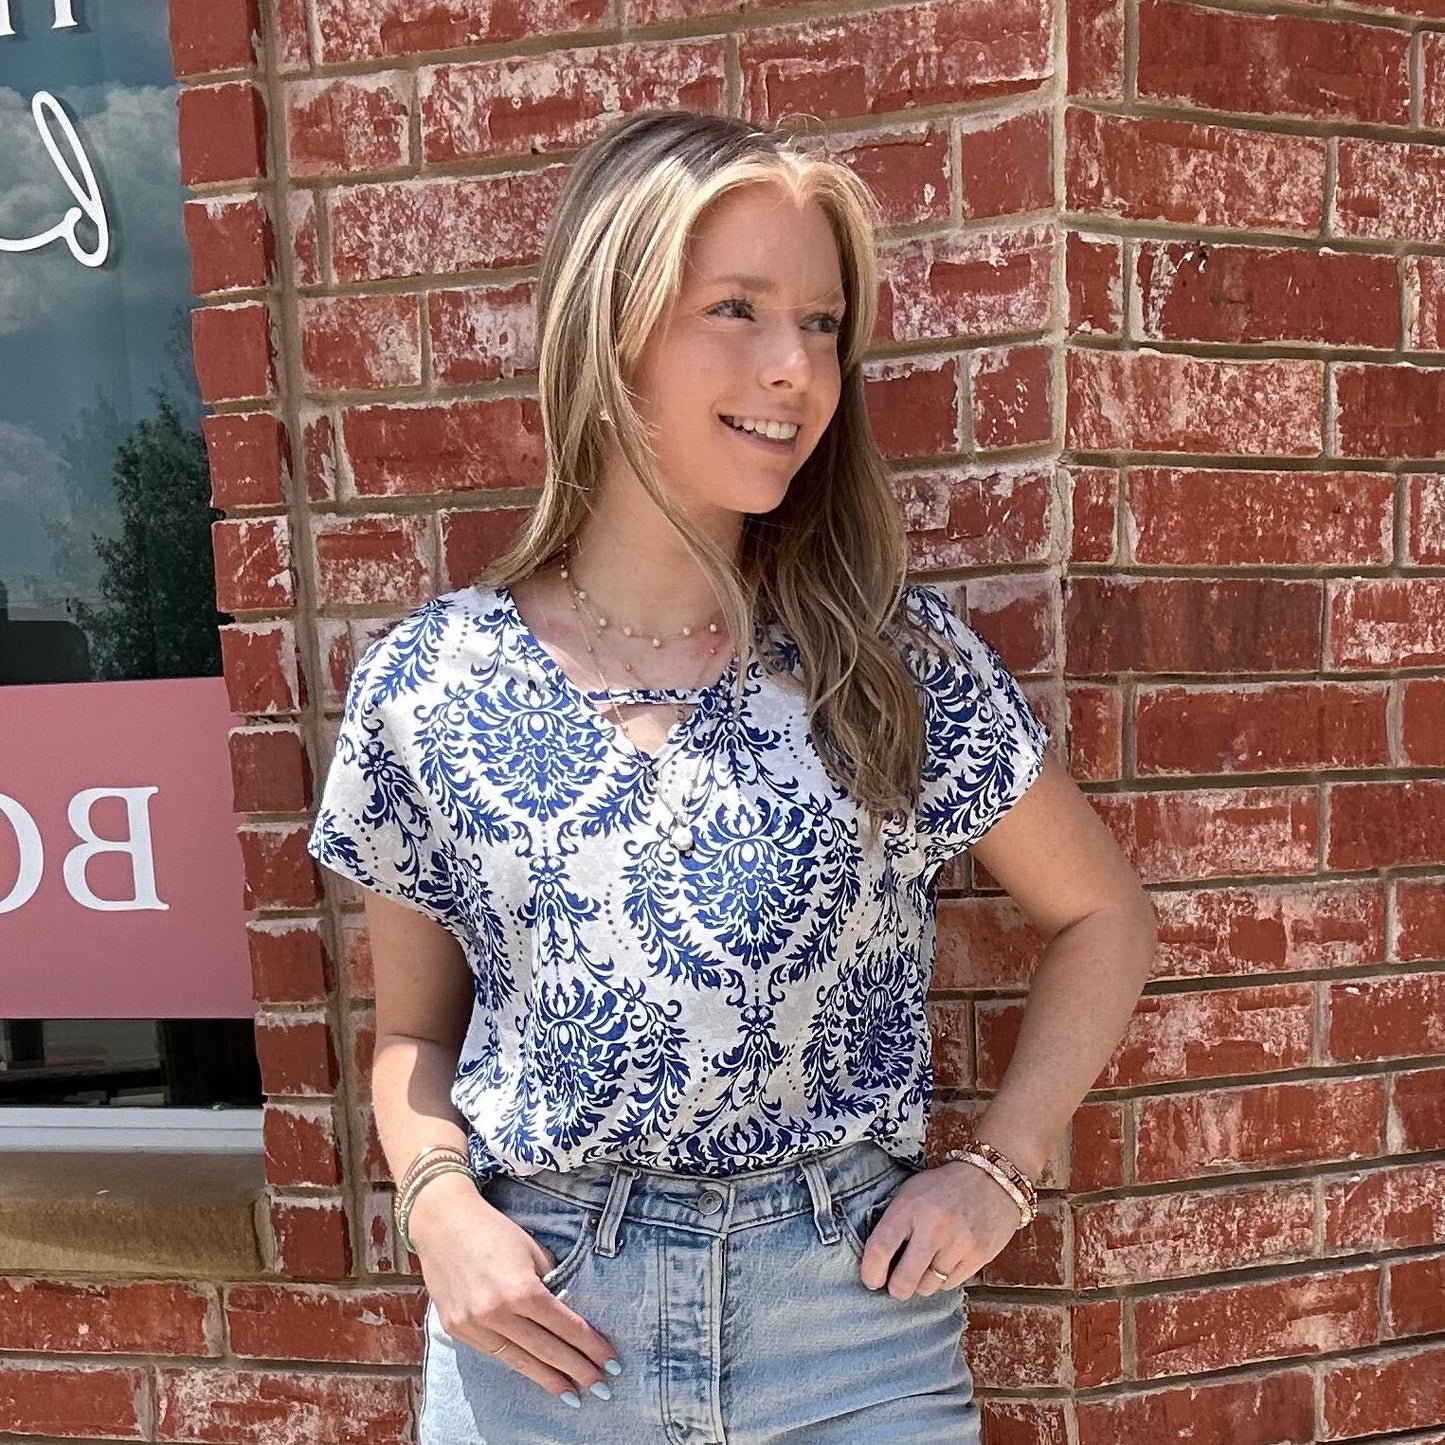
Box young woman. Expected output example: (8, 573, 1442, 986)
(308, 109, 1157, 1444)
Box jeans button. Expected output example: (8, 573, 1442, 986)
(697, 1189, 724, 1215)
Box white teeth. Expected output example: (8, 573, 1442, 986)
(724, 415, 798, 441)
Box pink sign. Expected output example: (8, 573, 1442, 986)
(0, 677, 255, 1018)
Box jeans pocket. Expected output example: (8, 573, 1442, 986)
(835, 1164, 909, 1264)
(485, 1178, 598, 1294)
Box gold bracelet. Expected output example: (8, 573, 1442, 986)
(396, 1144, 470, 1199)
(394, 1160, 476, 1255)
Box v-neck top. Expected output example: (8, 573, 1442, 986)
(306, 580, 1051, 1182)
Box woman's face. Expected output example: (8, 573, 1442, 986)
(618, 182, 847, 522)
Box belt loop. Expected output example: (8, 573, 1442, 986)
(798, 1156, 841, 1246)
(593, 1165, 638, 1258)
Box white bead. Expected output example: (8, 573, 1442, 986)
(652, 638, 661, 648)
(623, 626, 634, 637)
(708, 622, 719, 633)
(670, 825, 695, 853)
(682, 626, 692, 637)
(597, 616, 608, 627)
(577, 589, 587, 600)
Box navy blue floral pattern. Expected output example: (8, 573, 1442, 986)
(306, 582, 1050, 1182)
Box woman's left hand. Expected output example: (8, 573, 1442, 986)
(859, 1161, 1024, 1300)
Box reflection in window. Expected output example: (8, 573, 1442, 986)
(0, 0, 259, 1112)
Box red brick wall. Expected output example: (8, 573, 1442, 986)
(12, 0, 1429, 1438)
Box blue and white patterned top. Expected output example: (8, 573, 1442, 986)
(306, 581, 1050, 1183)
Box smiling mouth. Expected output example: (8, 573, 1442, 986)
(719, 415, 798, 449)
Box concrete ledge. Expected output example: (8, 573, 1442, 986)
(0, 1150, 267, 1278)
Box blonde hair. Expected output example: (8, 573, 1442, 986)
(476, 109, 929, 831)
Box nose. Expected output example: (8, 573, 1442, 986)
(759, 321, 813, 391)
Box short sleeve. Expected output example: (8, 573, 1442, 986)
(902, 583, 1051, 864)
(306, 629, 462, 933)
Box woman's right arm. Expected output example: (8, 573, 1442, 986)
(361, 889, 622, 1404)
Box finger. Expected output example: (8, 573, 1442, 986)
(454, 1321, 580, 1404)
(519, 1286, 623, 1377)
(505, 1308, 616, 1399)
(888, 1235, 950, 1301)
(859, 1224, 906, 1292)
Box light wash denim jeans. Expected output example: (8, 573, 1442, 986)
(419, 1139, 981, 1443)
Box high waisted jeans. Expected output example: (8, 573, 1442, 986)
(418, 1138, 981, 1444)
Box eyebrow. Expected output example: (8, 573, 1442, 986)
(701, 273, 847, 304)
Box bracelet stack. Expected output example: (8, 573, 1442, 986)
(940, 1138, 1039, 1229)
(393, 1144, 476, 1255)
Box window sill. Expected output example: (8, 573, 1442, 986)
(0, 1149, 267, 1278)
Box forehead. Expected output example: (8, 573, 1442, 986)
(682, 185, 845, 294)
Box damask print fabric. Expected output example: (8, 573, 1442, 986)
(306, 582, 1050, 1184)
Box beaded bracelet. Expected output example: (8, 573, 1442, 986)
(940, 1139, 1039, 1229)
(394, 1159, 476, 1255)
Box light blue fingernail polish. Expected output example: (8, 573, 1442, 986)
(591, 1381, 612, 1399)
(561, 1391, 582, 1409)
(603, 1358, 623, 1376)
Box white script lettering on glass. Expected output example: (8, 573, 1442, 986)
(0, 0, 78, 37)
(0, 91, 110, 268)
(0, 788, 170, 913)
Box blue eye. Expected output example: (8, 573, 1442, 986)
(710, 298, 845, 333)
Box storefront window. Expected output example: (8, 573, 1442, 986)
(0, 0, 260, 1114)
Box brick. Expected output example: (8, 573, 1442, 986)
(238, 823, 321, 909)
(1408, 476, 1445, 565)
(263, 1100, 343, 1187)
(328, 167, 568, 284)
(1404, 661, 1445, 758)
(1065, 577, 1322, 674)
(0, 1279, 215, 1354)
(1088, 787, 1320, 883)
(896, 466, 1055, 570)
(1068, 350, 1323, 455)
(1327, 973, 1445, 1061)
(184, 196, 274, 295)
(286, 74, 412, 177)
(439, 507, 535, 587)
(1064, 683, 1122, 781)
(178, 82, 267, 187)
(421, 44, 725, 163)
(229, 723, 311, 813)
(247, 918, 329, 1004)
(966, 573, 1058, 673)
(300, 295, 422, 393)
(1136, 682, 1390, 774)
(959, 109, 1052, 220)
(739, 0, 1053, 124)
(1387, 1254, 1445, 1338)
(804, 122, 952, 229)
(983, 1400, 1071, 1445)
(287, 190, 322, 287)
(225, 1285, 423, 1363)
(876, 225, 1054, 344)
(934, 895, 1050, 992)
(1068, 0, 1124, 97)
(1154, 881, 1384, 979)
(310, 0, 605, 62)
(863, 355, 961, 460)
(1079, 1371, 1316, 1445)
(1066, 233, 1122, 336)
(925, 998, 974, 1089)
(1137, 0, 1409, 123)
(203, 413, 291, 510)
(428, 281, 538, 385)
(1136, 242, 1399, 348)
(1069, 1101, 1126, 1193)
(1075, 1181, 1315, 1288)
(1329, 781, 1445, 870)
(155, 1363, 408, 1441)
(1066, 465, 1117, 562)
(192, 303, 277, 405)
(168, 0, 259, 76)
(268, 1196, 354, 1282)
(1320, 1345, 1445, 1438)
(1408, 256, 1445, 351)
(212, 517, 294, 613)
(1397, 878, 1445, 963)
(1325, 1161, 1445, 1251)
(1138, 1077, 1384, 1181)
(341, 398, 544, 496)
(0, 1362, 151, 1437)
(1066, 109, 1326, 231)
(303, 410, 341, 502)
(269, 0, 310, 71)
(1335, 141, 1445, 243)
(1335, 364, 1445, 461)
(1136, 1269, 1379, 1379)
(254, 1011, 337, 1096)
(219, 620, 303, 714)
(1071, 1298, 1124, 1387)
(971, 343, 1053, 450)
(1329, 579, 1445, 669)
(313, 513, 433, 609)
(1127, 469, 1393, 567)
(1346, 0, 1445, 16)
(1425, 35, 1445, 129)
(966, 1302, 1067, 1389)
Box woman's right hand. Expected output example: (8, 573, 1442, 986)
(406, 1172, 622, 1405)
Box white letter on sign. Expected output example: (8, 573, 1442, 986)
(0, 793, 45, 914)
(64, 787, 169, 911)
(0, 1, 79, 37)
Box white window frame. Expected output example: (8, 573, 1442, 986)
(0, 1105, 263, 1152)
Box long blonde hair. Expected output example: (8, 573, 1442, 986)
(476, 109, 929, 829)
